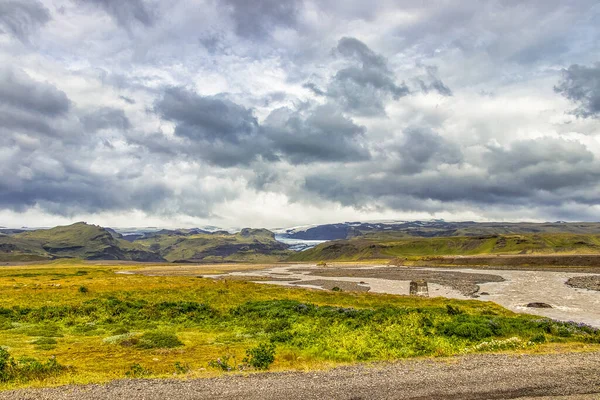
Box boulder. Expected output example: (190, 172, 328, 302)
(526, 302, 553, 308)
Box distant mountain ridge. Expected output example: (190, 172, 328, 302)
(0, 223, 290, 263)
(276, 220, 600, 241)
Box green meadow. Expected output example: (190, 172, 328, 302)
(0, 261, 599, 389)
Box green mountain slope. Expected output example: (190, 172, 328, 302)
(0, 223, 164, 262)
(135, 228, 292, 262)
(0, 224, 292, 263)
(288, 233, 600, 262)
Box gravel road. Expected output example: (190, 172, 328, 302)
(2, 352, 599, 400)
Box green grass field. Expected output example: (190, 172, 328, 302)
(0, 261, 598, 389)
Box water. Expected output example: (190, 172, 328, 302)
(274, 235, 327, 251)
(209, 264, 600, 327)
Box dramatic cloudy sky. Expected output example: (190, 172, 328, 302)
(1, 0, 600, 228)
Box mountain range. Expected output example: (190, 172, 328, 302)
(2, 220, 600, 263)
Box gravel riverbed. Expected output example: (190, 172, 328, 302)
(2, 352, 599, 400)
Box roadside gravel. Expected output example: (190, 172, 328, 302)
(2, 351, 599, 400)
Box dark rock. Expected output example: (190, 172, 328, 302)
(480, 292, 489, 295)
(526, 302, 553, 308)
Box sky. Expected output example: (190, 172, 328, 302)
(1, 0, 600, 229)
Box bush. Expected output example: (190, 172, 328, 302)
(137, 331, 183, 349)
(0, 347, 11, 372)
(208, 355, 234, 371)
(174, 361, 190, 374)
(446, 305, 463, 315)
(125, 363, 149, 378)
(244, 343, 276, 370)
(78, 286, 89, 294)
(0, 348, 66, 382)
(440, 322, 493, 341)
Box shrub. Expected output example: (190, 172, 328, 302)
(137, 331, 183, 349)
(78, 286, 89, 294)
(208, 355, 234, 371)
(243, 343, 276, 370)
(174, 361, 190, 374)
(331, 287, 342, 292)
(0, 347, 11, 373)
(125, 363, 149, 378)
(446, 305, 463, 315)
(440, 322, 493, 341)
(0, 348, 66, 382)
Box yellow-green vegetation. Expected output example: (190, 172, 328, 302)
(289, 233, 600, 262)
(0, 262, 599, 389)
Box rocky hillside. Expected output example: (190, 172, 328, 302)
(133, 228, 291, 263)
(0, 223, 291, 263)
(0, 223, 164, 262)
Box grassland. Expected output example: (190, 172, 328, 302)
(0, 261, 598, 389)
(289, 233, 600, 262)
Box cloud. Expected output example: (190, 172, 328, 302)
(555, 63, 600, 118)
(0, 68, 70, 117)
(151, 86, 369, 166)
(82, 107, 131, 131)
(263, 104, 370, 164)
(393, 128, 462, 174)
(416, 66, 452, 96)
(0, 0, 50, 43)
(303, 136, 600, 213)
(77, 0, 155, 29)
(326, 37, 409, 116)
(2, 0, 600, 226)
(221, 0, 301, 39)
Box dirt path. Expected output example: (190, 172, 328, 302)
(3, 352, 599, 400)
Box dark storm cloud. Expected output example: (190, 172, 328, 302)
(393, 128, 461, 174)
(0, 69, 181, 216)
(303, 136, 600, 210)
(156, 87, 259, 141)
(335, 37, 388, 71)
(151, 86, 369, 166)
(327, 37, 409, 116)
(555, 63, 600, 118)
(221, 0, 301, 38)
(152, 86, 272, 166)
(78, 0, 155, 28)
(0, 68, 70, 117)
(263, 104, 369, 164)
(0, 0, 50, 43)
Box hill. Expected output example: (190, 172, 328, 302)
(287, 233, 600, 262)
(133, 228, 291, 263)
(0, 222, 164, 262)
(0, 223, 291, 263)
(278, 220, 600, 241)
